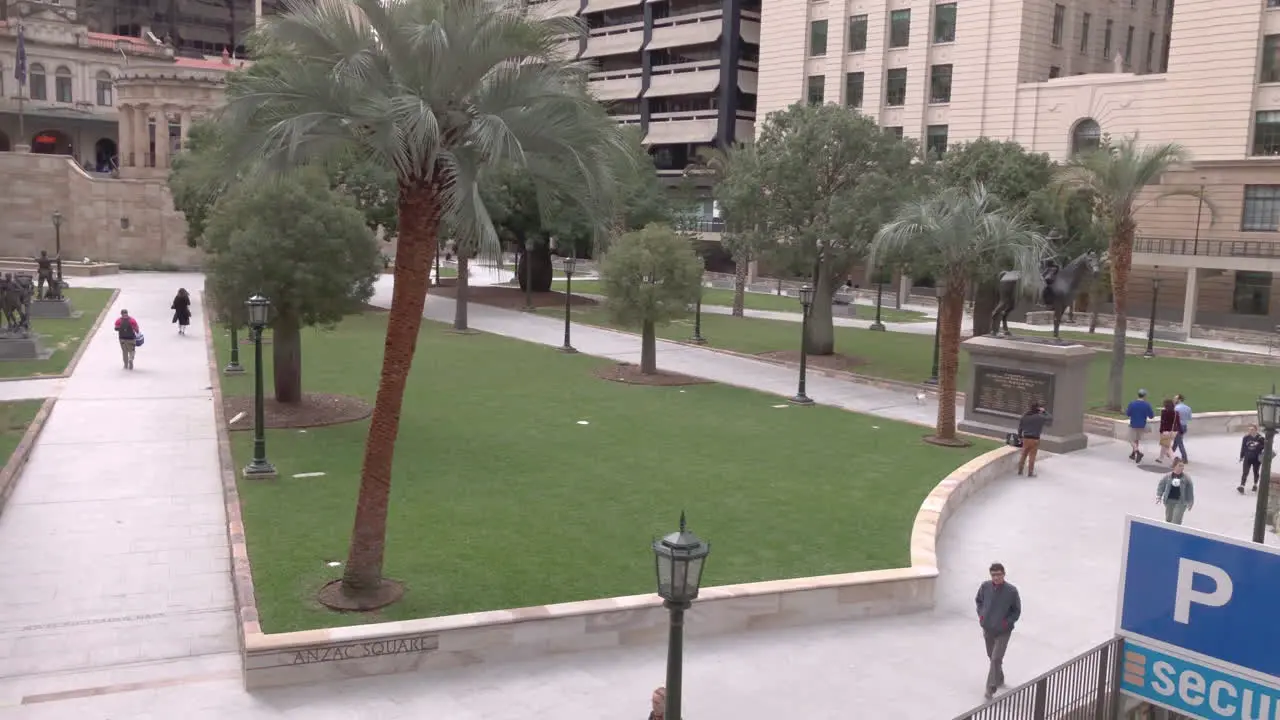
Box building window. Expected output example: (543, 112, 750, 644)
(1255, 111, 1280, 155)
(1051, 4, 1065, 46)
(885, 68, 907, 106)
(1161, 32, 1171, 72)
(929, 64, 952, 103)
(1071, 118, 1102, 154)
(845, 72, 864, 109)
(884, 126, 904, 139)
(926, 125, 949, 155)
(1146, 31, 1155, 72)
(1124, 26, 1134, 65)
(29, 63, 46, 101)
(1242, 186, 1280, 231)
(1270, 0, 1280, 7)
(1232, 272, 1271, 316)
(1151, 0, 1159, 15)
(889, 9, 911, 48)
(95, 70, 113, 106)
(1265, 36, 1280, 83)
(809, 19, 829, 57)
(848, 15, 868, 52)
(1049, 65, 1061, 79)
(933, 3, 957, 43)
(1102, 19, 1112, 59)
(1080, 13, 1091, 55)
(54, 66, 72, 103)
(807, 75, 825, 105)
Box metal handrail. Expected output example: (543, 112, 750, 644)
(952, 637, 1124, 720)
(1134, 237, 1280, 259)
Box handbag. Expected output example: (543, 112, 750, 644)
(1159, 431, 1173, 448)
(1005, 432, 1023, 447)
(134, 332, 145, 348)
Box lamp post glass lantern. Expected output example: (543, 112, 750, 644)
(652, 512, 711, 720)
(560, 255, 577, 353)
(1253, 392, 1280, 543)
(243, 294, 276, 477)
(690, 258, 706, 345)
(792, 284, 816, 405)
(1144, 274, 1160, 358)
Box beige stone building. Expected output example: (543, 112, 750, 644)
(757, 0, 1280, 336)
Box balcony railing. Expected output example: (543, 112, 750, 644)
(674, 218, 725, 233)
(1135, 236, 1280, 259)
(952, 637, 1123, 720)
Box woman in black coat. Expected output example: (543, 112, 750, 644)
(171, 288, 192, 335)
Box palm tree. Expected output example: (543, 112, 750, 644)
(871, 184, 1047, 444)
(1052, 136, 1210, 411)
(217, 0, 628, 609)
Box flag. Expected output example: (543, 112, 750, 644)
(14, 23, 27, 86)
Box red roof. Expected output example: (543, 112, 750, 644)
(173, 56, 239, 71)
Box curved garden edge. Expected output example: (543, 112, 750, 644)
(0, 397, 57, 518)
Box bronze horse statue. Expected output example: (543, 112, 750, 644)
(992, 251, 1100, 340)
(0, 274, 34, 334)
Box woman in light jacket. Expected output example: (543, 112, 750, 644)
(1156, 458, 1195, 525)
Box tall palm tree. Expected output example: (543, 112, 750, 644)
(218, 0, 628, 608)
(871, 184, 1047, 444)
(1052, 137, 1210, 411)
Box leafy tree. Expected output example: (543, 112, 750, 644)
(747, 103, 923, 355)
(330, 154, 399, 240)
(203, 167, 380, 403)
(169, 121, 230, 247)
(601, 224, 703, 374)
(1052, 137, 1210, 411)
(217, 0, 628, 606)
(702, 144, 765, 317)
(871, 185, 1048, 443)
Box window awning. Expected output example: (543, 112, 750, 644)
(644, 70, 720, 98)
(738, 70, 758, 95)
(643, 119, 718, 145)
(583, 0, 641, 13)
(589, 76, 643, 101)
(648, 20, 722, 51)
(581, 31, 644, 58)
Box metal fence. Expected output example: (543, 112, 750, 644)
(952, 637, 1125, 720)
(1134, 237, 1280, 259)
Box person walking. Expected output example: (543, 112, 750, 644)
(1157, 398, 1183, 464)
(1016, 402, 1052, 477)
(975, 562, 1022, 700)
(1156, 458, 1195, 525)
(1125, 389, 1156, 464)
(171, 288, 192, 335)
(114, 309, 140, 370)
(648, 687, 666, 720)
(1172, 394, 1192, 463)
(1239, 425, 1265, 495)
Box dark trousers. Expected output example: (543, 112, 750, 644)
(1172, 432, 1187, 461)
(983, 629, 1011, 692)
(1242, 458, 1261, 486)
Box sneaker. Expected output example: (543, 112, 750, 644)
(1253, 484, 1259, 493)
(1136, 452, 1145, 464)
(1239, 485, 1246, 495)
(1027, 472, 1037, 478)
(1128, 451, 1136, 460)
(984, 689, 995, 701)
(1017, 468, 1024, 476)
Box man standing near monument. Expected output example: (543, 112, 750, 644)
(1016, 402, 1052, 477)
(975, 562, 1021, 700)
(1125, 389, 1155, 464)
(34, 251, 58, 300)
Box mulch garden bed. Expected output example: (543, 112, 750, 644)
(431, 285, 598, 310)
(755, 350, 868, 374)
(592, 362, 711, 386)
(225, 393, 373, 431)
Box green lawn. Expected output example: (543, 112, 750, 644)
(551, 307, 1278, 413)
(553, 280, 928, 323)
(216, 313, 994, 632)
(0, 400, 41, 465)
(0, 289, 114, 379)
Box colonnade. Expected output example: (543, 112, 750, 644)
(116, 103, 203, 170)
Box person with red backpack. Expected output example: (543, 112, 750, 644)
(114, 309, 141, 370)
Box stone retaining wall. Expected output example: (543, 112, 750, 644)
(1084, 411, 1257, 440)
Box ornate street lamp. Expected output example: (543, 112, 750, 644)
(50, 210, 64, 298)
(560, 255, 578, 354)
(1253, 391, 1280, 543)
(690, 257, 707, 345)
(243, 294, 277, 478)
(791, 284, 816, 405)
(870, 270, 886, 332)
(653, 512, 711, 720)
(1144, 270, 1160, 359)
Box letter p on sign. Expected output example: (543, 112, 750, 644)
(1174, 559, 1234, 624)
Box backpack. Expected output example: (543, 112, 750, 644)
(117, 318, 136, 340)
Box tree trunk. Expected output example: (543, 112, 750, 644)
(453, 254, 470, 331)
(340, 180, 441, 597)
(1107, 227, 1135, 411)
(640, 320, 657, 374)
(1087, 281, 1103, 333)
(805, 263, 836, 356)
(970, 277, 999, 336)
(531, 241, 553, 292)
(731, 251, 748, 318)
(935, 279, 967, 441)
(272, 310, 302, 404)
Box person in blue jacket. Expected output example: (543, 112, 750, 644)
(1125, 389, 1156, 464)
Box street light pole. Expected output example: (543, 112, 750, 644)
(652, 513, 711, 720)
(691, 258, 706, 345)
(791, 284, 815, 405)
(243, 294, 277, 478)
(225, 323, 244, 374)
(561, 255, 577, 354)
(1144, 272, 1160, 359)
(51, 210, 64, 297)
(1254, 391, 1280, 543)
(870, 277, 886, 331)
(924, 312, 940, 385)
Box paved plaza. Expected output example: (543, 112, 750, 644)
(0, 272, 1273, 719)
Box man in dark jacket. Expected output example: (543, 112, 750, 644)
(975, 562, 1022, 700)
(1240, 425, 1266, 494)
(1017, 403, 1052, 477)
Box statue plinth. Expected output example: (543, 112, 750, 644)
(29, 298, 76, 319)
(957, 335, 1094, 453)
(0, 334, 50, 361)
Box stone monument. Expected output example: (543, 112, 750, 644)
(0, 274, 49, 361)
(30, 252, 75, 319)
(957, 336, 1093, 452)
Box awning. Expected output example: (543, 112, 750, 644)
(583, 0, 641, 12)
(740, 20, 761, 45)
(644, 70, 719, 98)
(643, 119, 718, 145)
(589, 76, 643, 101)
(581, 30, 644, 58)
(738, 70, 758, 95)
(647, 20, 722, 51)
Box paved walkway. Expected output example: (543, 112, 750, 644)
(2, 272, 1274, 720)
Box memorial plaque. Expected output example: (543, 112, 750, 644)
(972, 365, 1054, 420)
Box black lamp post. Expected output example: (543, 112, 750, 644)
(653, 512, 711, 720)
(924, 312, 941, 385)
(224, 322, 245, 374)
(243, 294, 277, 478)
(791, 284, 815, 405)
(522, 242, 535, 312)
(1144, 271, 1160, 359)
(560, 255, 577, 354)
(50, 210, 64, 298)
(1253, 392, 1280, 543)
(870, 274, 886, 331)
(690, 258, 707, 345)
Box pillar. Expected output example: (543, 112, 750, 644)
(134, 104, 151, 168)
(118, 104, 133, 167)
(897, 274, 911, 309)
(180, 108, 192, 149)
(155, 106, 171, 169)
(1181, 267, 1198, 339)
(746, 259, 758, 284)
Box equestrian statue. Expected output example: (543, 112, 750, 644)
(991, 251, 1100, 341)
(0, 274, 34, 336)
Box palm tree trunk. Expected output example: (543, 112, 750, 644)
(935, 279, 967, 441)
(640, 320, 657, 374)
(453, 254, 469, 331)
(1107, 228, 1134, 411)
(340, 181, 441, 597)
(731, 251, 748, 318)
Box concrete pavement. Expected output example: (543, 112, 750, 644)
(0, 271, 1274, 720)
